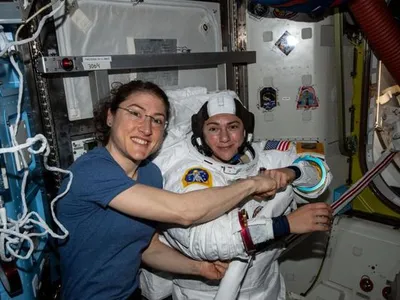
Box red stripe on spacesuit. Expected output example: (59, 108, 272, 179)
(238, 210, 256, 255)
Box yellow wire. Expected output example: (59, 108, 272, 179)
(15, 1, 57, 41)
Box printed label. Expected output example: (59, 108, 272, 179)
(82, 56, 112, 70)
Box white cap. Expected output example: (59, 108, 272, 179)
(207, 95, 236, 117)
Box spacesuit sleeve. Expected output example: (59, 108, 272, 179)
(165, 205, 249, 260)
(290, 146, 333, 199)
(291, 159, 332, 198)
(162, 166, 275, 261)
(165, 199, 276, 260)
(256, 141, 332, 199)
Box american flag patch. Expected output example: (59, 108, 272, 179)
(264, 140, 291, 151)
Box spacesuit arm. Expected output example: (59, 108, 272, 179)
(166, 204, 246, 261)
(164, 185, 276, 261)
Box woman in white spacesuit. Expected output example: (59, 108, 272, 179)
(141, 93, 333, 300)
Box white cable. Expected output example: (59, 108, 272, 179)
(0, 2, 72, 260)
(15, 0, 59, 42)
(0, 133, 71, 261)
(0, 0, 65, 57)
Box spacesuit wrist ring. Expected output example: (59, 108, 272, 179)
(238, 209, 256, 255)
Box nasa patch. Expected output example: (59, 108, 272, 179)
(182, 167, 213, 188)
(258, 87, 278, 111)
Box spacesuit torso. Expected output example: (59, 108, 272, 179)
(141, 134, 331, 300)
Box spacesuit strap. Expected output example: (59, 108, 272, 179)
(238, 209, 256, 256)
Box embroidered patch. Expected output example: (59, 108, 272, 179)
(264, 140, 291, 151)
(182, 167, 213, 188)
(258, 87, 278, 111)
(296, 86, 319, 109)
(252, 206, 263, 218)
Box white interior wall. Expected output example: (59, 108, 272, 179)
(246, 11, 354, 294)
(246, 11, 353, 202)
(54, 0, 220, 120)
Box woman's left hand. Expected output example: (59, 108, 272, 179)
(198, 260, 229, 280)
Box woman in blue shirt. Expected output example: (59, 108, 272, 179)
(57, 80, 278, 300)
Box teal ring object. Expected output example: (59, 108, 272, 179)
(292, 155, 326, 193)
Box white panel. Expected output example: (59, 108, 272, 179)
(247, 13, 353, 202)
(283, 216, 400, 299)
(54, 0, 221, 120)
(314, 216, 400, 299)
(247, 15, 337, 142)
(280, 232, 330, 295)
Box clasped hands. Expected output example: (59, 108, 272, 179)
(251, 167, 297, 200)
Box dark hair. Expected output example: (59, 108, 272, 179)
(93, 80, 170, 145)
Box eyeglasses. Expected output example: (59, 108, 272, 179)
(117, 106, 168, 129)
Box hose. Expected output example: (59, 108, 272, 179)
(349, 0, 400, 84)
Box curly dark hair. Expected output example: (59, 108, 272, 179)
(93, 80, 170, 146)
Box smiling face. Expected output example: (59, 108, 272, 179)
(202, 114, 245, 163)
(106, 91, 167, 171)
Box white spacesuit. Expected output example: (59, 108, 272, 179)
(140, 92, 332, 300)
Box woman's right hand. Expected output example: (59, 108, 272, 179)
(198, 260, 229, 280)
(287, 202, 333, 234)
(251, 175, 278, 199)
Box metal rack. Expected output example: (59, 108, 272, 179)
(36, 51, 256, 107)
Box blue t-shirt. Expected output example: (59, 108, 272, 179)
(57, 147, 162, 300)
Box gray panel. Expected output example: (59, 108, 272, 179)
(301, 27, 312, 40)
(0, 2, 21, 24)
(135, 39, 178, 87)
(263, 31, 273, 42)
(0, 0, 34, 24)
(321, 25, 335, 47)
